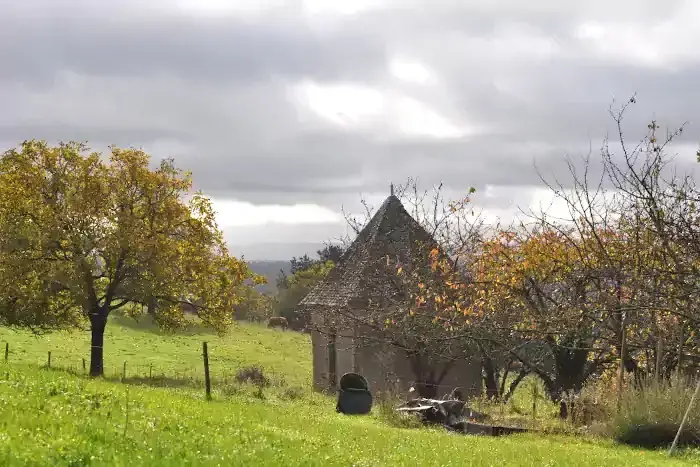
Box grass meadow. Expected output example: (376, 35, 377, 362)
(0, 314, 698, 466)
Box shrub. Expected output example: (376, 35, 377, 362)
(235, 366, 271, 388)
(613, 375, 700, 449)
(569, 378, 614, 428)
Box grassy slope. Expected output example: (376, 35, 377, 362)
(0, 314, 311, 388)
(0, 318, 698, 466)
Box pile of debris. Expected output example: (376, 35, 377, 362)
(396, 388, 528, 437)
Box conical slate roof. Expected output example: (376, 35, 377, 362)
(300, 194, 438, 308)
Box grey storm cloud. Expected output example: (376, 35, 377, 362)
(2, 0, 700, 214)
(0, 15, 387, 88)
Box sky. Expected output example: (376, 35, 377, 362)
(2, 0, 700, 260)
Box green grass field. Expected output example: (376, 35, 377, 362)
(0, 314, 311, 389)
(0, 316, 698, 466)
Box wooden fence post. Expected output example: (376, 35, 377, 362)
(4, 343, 8, 362)
(149, 364, 153, 379)
(203, 341, 211, 401)
(82, 358, 86, 373)
(122, 361, 127, 380)
(47, 351, 51, 369)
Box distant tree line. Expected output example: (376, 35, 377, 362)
(274, 244, 344, 331)
(232, 244, 344, 331)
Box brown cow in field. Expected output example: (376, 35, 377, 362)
(267, 316, 288, 330)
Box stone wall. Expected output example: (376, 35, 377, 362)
(354, 339, 398, 398)
(310, 306, 482, 399)
(310, 329, 329, 392)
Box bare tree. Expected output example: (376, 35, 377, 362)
(525, 95, 700, 388)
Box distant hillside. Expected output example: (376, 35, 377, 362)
(230, 242, 326, 261)
(247, 260, 290, 294)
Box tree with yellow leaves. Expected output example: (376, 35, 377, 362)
(0, 141, 264, 376)
(407, 220, 636, 415)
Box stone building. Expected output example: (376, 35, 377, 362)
(299, 190, 482, 398)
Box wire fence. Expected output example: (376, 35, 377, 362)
(1, 340, 310, 400)
(0, 338, 550, 420)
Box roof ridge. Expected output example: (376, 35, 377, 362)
(299, 193, 436, 308)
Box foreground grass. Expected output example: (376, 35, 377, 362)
(1, 365, 696, 467)
(2, 319, 699, 465)
(0, 314, 311, 388)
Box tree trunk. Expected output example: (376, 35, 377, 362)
(677, 323, 685, 378)
(482, 355, 499, 400)
(655, 337, 664, 384)
(559, 399, 569, 420)
(90, 308, 108, 377)
(476, 342, 499, 400)
(502, 370, 528, 403)
(408, 355, 447, 399)
(413, 381, 439, 399)
(498, 366, 511, 399)
(617, 316, 627, 409)
(147, 296, 157, 316)
(541, 380, 567, 419)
